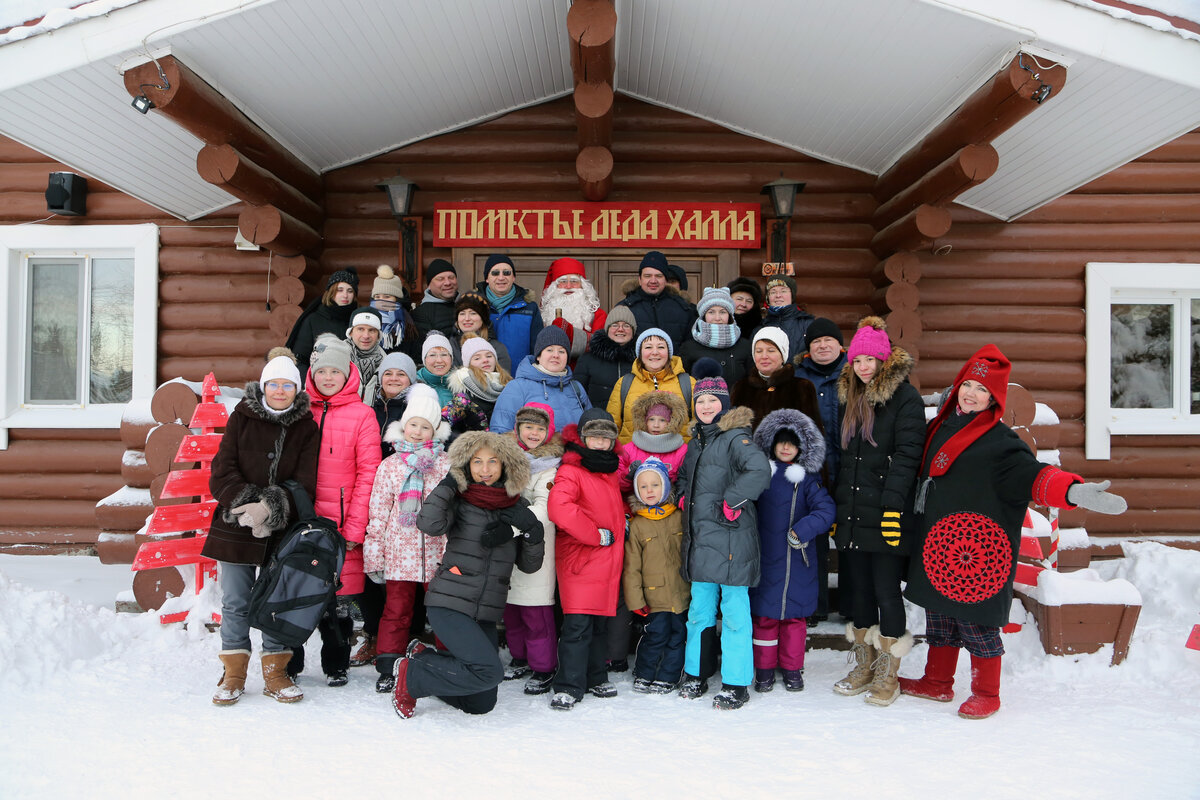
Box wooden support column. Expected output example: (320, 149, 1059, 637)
(238, 204, 322, 257)
(870, 205, 951, 258)
(873, 144, 999, 230)
(568, 0, 616, 200)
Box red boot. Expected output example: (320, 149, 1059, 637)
(899, 645, 959, 702)
(958, 654, 1002, 719)
(391, 657, 417, 719)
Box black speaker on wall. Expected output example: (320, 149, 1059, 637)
(46, 172, 87, 216)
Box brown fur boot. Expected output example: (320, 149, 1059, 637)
(833, 625, 877, 696)
(864, 627, 914, 707)
(261, 651, 304, 703)
(212, 649, 251, 706)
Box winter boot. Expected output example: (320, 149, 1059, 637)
(550, 692, 577, 711)
(326, 670, 349, 687)
(678, 674, 708, 699)
(504, 658, 531, 680)
(864, 627, 914, 707)
(523, 670, 556, 695)
(832, 624, 877, 696)
(606, 658, 629, 673)
(712, 684, 750, 710)
(649, 679, 678, 694)
(212, 649, 251, 706)
(632, 676, 654, 693)
(261, 651, 304, 703)
(783, 668, 805, 692)
(375, 654, 400, 693)
(349, 634, 377, 667)
(753, 668, 776, 693)
(899, 645, 959, 702)
(958, 654, 1002, 720)
(391, 657, 417, 719)
(286, 646, 305, 680)
(588, 681, 618, 698)
(406, 638, 431, 658)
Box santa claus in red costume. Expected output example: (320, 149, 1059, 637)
(540, 257, 606, 359)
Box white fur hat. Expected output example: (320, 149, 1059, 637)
(752, 325, 790, 363)
(390, 383, 450, 442)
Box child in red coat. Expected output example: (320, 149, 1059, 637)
(546, 408, 626, 710)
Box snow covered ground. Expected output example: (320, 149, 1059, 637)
(2, 544, 1198, 800)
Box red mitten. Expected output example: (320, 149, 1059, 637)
(633, 606, 650, 617)
(722, 501, 741, 522)
(550, 316, 575, 344)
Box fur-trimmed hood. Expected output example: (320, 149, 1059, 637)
(837, 345, 914, 406)
(690, 405, 754, 437)
(524, 434, 564, 461)
(620, 276, 685, 301)
(631, 389, 689, 435)
(753, 408, 825, 475)
(445, 431, 530, 496)
(239, 381, 313, 427)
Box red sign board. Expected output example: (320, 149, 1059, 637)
(433, 201, 760, 249)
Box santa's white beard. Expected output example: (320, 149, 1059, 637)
(541, 284, 600, 357)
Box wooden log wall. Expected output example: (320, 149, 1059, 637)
(924, 128, 1200, 547)
(321, 94, 879, 333)
(0, 136, 271, 550)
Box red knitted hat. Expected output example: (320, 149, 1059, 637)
(922, 344, 1013, 477)
(544, 257, 587, 291)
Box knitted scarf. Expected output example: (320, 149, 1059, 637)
(636, 503, 676, 520)
(486, 285, 518, 311)
(631, 430, 684, 454)
(350, 342, 385, 386)
(690, 319, 741, 350)
(459, 369, 507, 403)
(569, 443, 619, 473)
(461, 481, 521, 510)
(391, 439, 444, 527)
(416, 367, 453, 406)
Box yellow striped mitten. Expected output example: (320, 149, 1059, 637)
(881, 510, 901, 547)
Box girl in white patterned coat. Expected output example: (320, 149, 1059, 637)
(364, 383, 452, 692)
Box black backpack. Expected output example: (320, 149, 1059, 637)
(248, 480, 346, 648)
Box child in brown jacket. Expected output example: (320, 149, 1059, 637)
(623, 457, 690, 694)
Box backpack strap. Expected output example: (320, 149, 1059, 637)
(281, 479, 317, 522)
(680, 375, 692, 411)
(618, 372, 635, 409)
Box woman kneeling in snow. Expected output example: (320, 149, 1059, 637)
(902, 345, 1126, 719)
(390, 432, 544, 718)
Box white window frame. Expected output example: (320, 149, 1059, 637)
(1085, 262, 1200, 459)
(0, 224, 158, 431)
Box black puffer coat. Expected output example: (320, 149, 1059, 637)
(677, 406, 771, 587)
(758, 305, 814, 363)
(372, 387, 408, 458)
(678, 335, 752, 387)
(417, 432, 544, 623)
(573, 329, 635, 408)
(288, 301, 355, 379)
(615, 278, 697, 351)
(203, 384, 320, 565)
(832, 347, 926, 554)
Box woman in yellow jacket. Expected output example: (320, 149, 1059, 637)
(606, 327, 695, 446)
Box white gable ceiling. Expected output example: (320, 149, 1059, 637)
(0, 0, 1198, 221)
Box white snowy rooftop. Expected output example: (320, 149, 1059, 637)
(1, 0, 1199, 221)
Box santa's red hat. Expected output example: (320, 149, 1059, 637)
(544, 257, 587, 291)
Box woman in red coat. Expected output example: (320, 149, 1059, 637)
(547, 408, 626, 710)
(289, 334, 381, 687)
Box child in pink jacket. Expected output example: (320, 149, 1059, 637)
(616, 390, 690, 496)
(291, 334, 381, 687)
(364, 383, 452, 693)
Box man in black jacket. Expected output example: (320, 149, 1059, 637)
(412, 259, 459, 339)
(615, 251, 697, 351)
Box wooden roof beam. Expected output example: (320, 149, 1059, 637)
(874, 53, 1067, 202)
(123, 55, 323, 201)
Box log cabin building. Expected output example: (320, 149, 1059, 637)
(0, 0, 1198, 566)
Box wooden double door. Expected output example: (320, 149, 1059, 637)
(452, 247, 740, 307)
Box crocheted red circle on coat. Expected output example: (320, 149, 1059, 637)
(922, 512, 1011, 604)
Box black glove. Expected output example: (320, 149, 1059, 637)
(481, 517, 516, 548)
(500, 503, 544, 546)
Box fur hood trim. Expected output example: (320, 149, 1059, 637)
(631, 390, 689, 434)
(753, 408, 825, 474)
(744, 362, 798, 389)
(241, 381, 312, 427)
(691, 405, 754, 436)
(446, 431, 530, 497)
(586, 329, 637, 363)
(526, 433, 564, 460)
(620, 276, 684, 300)
(836, 345, 914, 406)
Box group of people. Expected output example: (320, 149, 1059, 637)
(204, 251, 1127, 720)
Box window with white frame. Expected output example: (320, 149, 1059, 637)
(0, 224, 158, 429)
(1085, 262, 1200, 459)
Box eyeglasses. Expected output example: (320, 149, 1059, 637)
(264, 381, 296, 392)
(490, 269, 514, 277)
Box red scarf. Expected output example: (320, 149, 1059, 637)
(921, 344, 1012, 477)
(460, 481, 521, 510)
